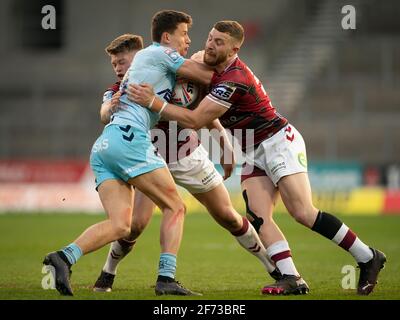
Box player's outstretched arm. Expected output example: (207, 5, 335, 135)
(127, 83, 227, 130)
(177, 59, 214, 85)
(207, 119, 235, 180)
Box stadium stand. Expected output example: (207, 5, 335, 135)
(0, 0, 398, 165)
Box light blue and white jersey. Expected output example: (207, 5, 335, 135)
(111, 42, 185, 131)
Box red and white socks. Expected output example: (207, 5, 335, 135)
(311, 211, 373, 263)
(231, 217, 276, 273)
(266, 240, 299, 276)
(103, 238, 136, 275)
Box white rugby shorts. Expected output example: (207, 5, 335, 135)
(168, 144, 223, 194)
(242, 124, 308, 186)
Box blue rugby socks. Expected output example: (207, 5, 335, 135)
(158, 253, 177, 280)
(60, 243, 83, 265)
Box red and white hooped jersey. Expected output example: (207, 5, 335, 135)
(207, 57, 288, 152)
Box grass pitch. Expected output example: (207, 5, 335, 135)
(0, 212, 399, 300)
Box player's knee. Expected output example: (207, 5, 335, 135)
(130, 219, 147, 236)
(175, 202, 186, 217)
(288, 206, 315, 227)
(115, 224, 131, 239)
(173, 203, 187, 223)
(292, 211, 307, 225)
(222, 208, 242, 231)
(112, 217, 132, 239)
(161, 199, 186, 220)
(209, 205, 241, 232)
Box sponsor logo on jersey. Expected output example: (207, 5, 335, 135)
(157, 88, 173, 102)
(211, 83, 236, 101)
(164, 48, 180, 62)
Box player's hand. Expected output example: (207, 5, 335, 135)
(222, 163, 234, 180)
(127, 83, 155, 107)
(220, 150, 236, 180)
(110, 91, 122, 113)
(190, 50, 205, 63)
(100, 91, 123, 124)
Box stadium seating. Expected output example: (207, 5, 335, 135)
(0, 0, 398, 166)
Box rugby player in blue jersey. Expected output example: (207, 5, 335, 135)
(43, 10, 215, 296)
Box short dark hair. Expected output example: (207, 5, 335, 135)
(151, 10, 192, 43)
(214, 21, 245, 46)
(105, 34, 144, 55)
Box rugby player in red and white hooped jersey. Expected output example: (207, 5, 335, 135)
(128, 21, 386, 296)
(93, 33, 282, 293)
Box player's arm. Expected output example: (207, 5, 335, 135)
(178, 49, 213, 86)
(127, 83, 227, 130)
(176, 59, 214, 85)
(100, 100, 113, 124)
(160, 48, 213, 85)
(99, 91, 122, 124)
(207, 119, 235, 180)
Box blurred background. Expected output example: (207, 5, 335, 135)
(0, 0, 399, 215)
